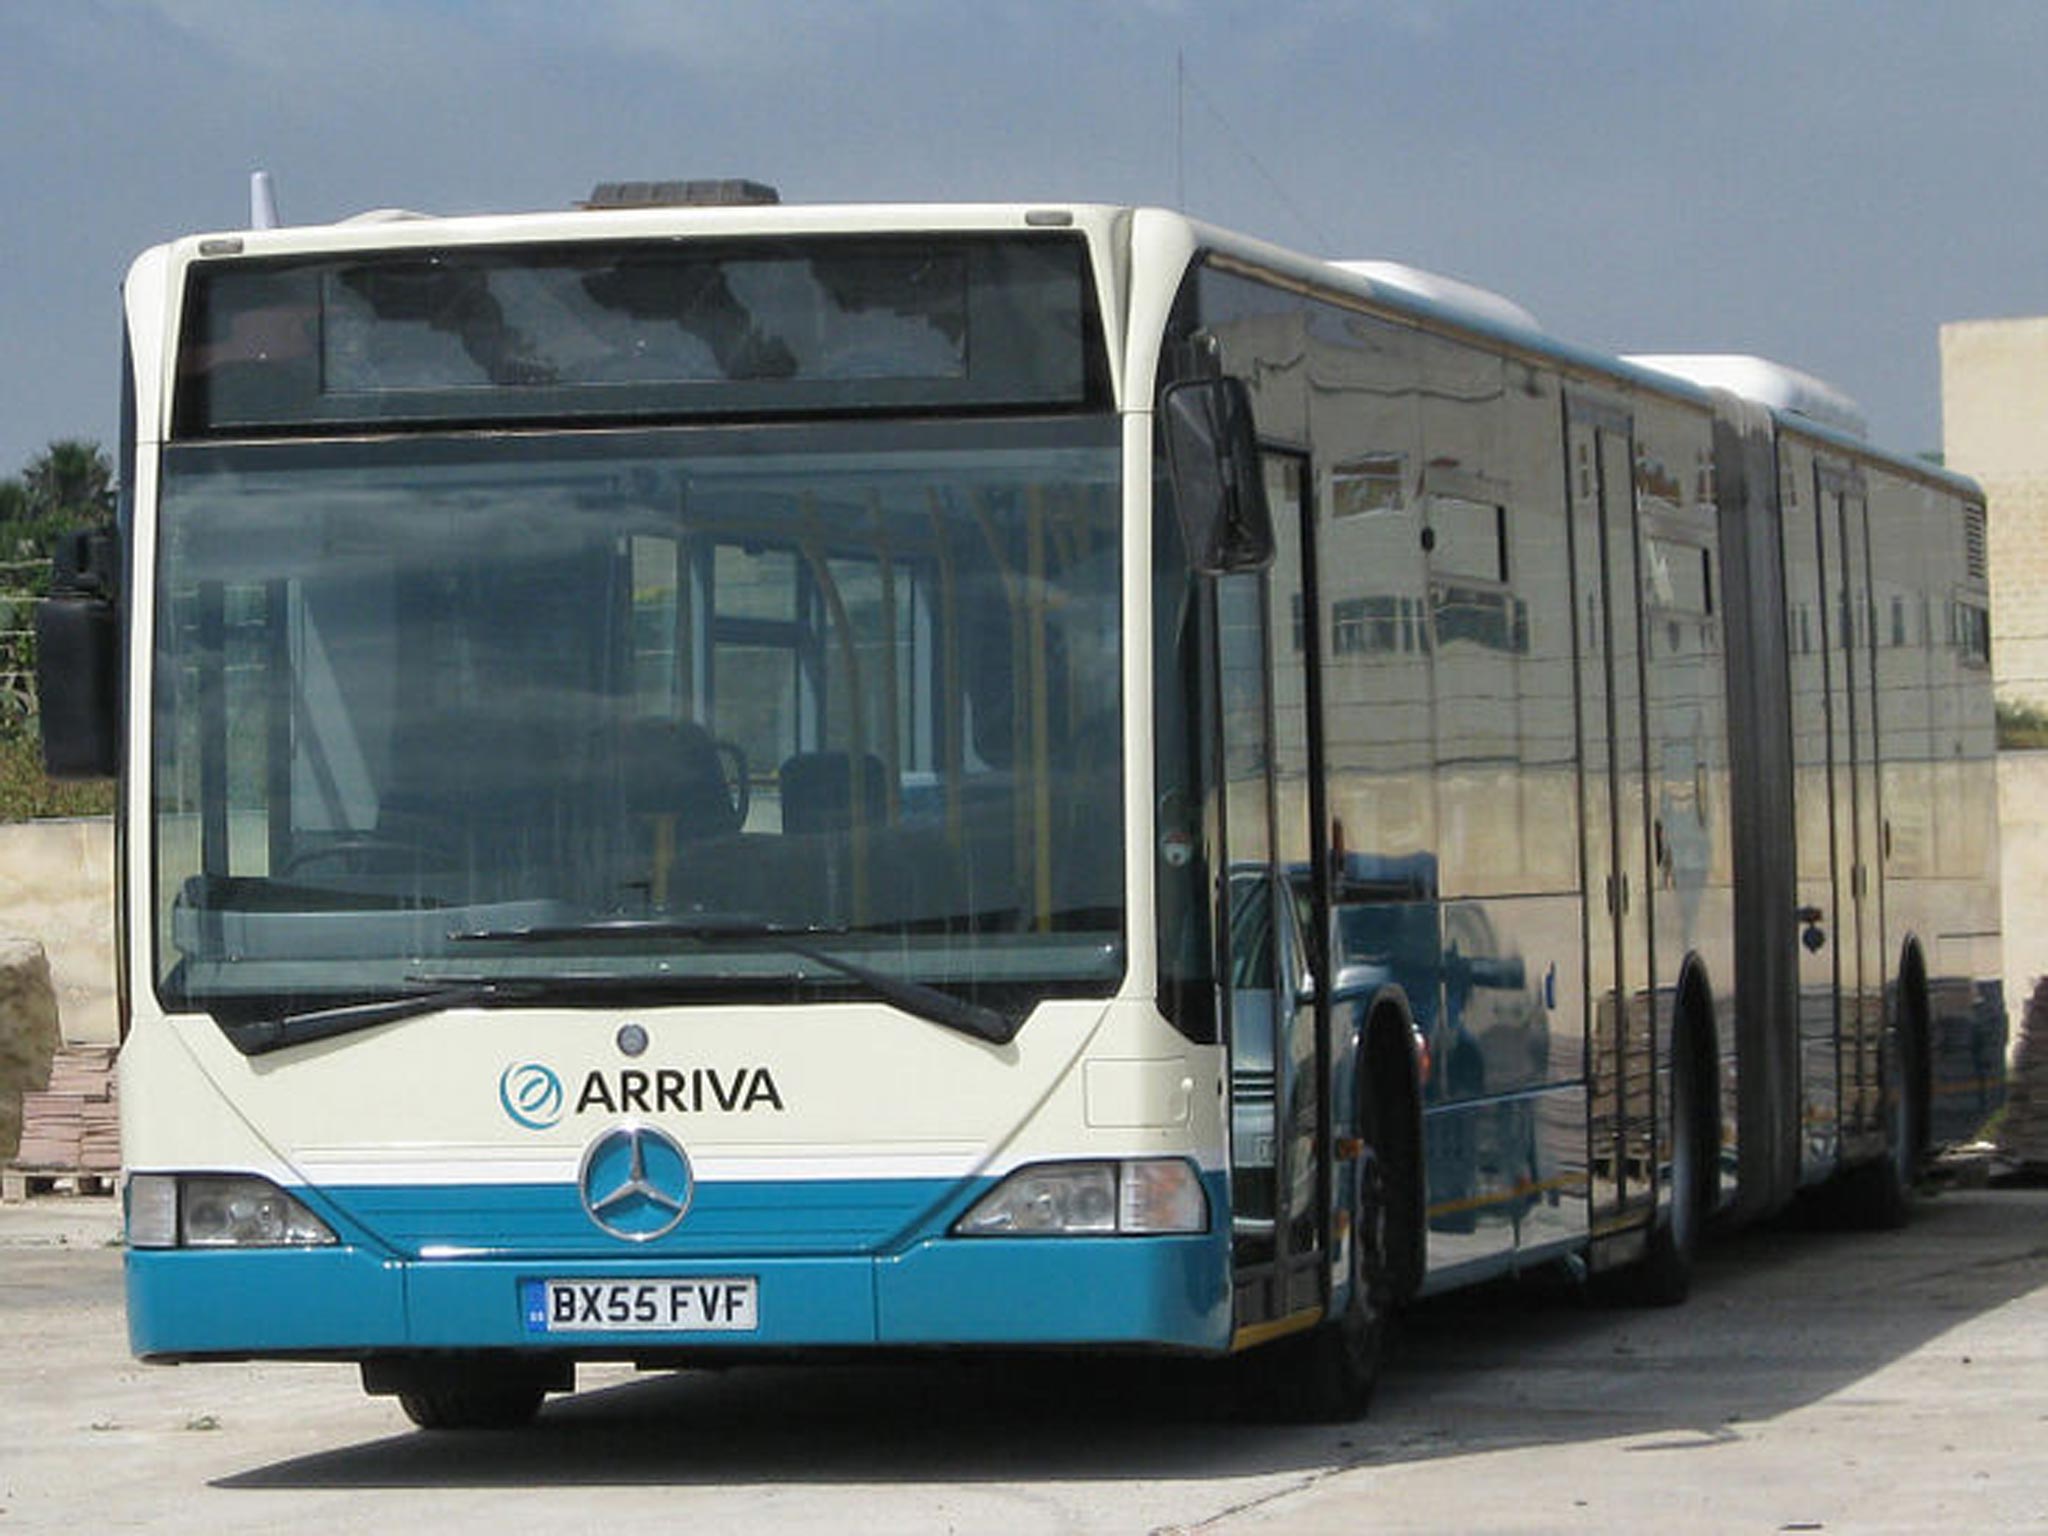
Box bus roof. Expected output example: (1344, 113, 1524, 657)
(1625, 354, 1867, 440)
(142, 195, 1971, 497)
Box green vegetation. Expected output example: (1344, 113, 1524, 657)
(0, 440, 118, 821)
(1997, 699, 2048, 751)
(0, 731, 114, 819)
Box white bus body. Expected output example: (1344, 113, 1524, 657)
(39, 193, 2000, 1426)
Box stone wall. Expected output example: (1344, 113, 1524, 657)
(0, 939, 59, 1161)
(1998, 752, 2048, 1161)
(0, 818, 115, 1047)
(2006, 980, 2048, 1166)
(1997, 754, 2048, 1032)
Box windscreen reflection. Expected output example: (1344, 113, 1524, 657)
(152, 421, 1124, 1027)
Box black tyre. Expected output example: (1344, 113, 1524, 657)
(395, 1367, 552, 1430)
(1362, 1026, 1426, 1304)
(1240, 1144, 1391, 1422)
(1300, 1143, 1392, 1419)
(1832, 1008, 1923, 1231)
(1613, 1008, 1711, 1308)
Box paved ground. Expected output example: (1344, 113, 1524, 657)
(2, 1185, 2044, 1534)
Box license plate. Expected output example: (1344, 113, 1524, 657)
(523, 1277, 758, 1334)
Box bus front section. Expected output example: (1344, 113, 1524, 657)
(118, 214, 1230, 1423)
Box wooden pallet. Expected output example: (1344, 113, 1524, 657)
(2, 1168, 118, 1203)
(8, 1046, 120, 1195)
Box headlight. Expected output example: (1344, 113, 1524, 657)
(954, 1158, 1208, 1236)
(127, 1173, 338, 1249)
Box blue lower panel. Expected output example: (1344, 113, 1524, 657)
(877, 1234, 1229, 1347)
(128, 1247, 407, 1356)
(129, 1236, 1232, 1357)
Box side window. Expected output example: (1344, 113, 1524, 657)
(630, 536, 684, 719)
(1953, 598, 1991, 667)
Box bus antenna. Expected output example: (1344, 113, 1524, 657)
(1176, 49, 1186, 210)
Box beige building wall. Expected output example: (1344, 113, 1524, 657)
(1942, 317, 2048, 714)
(1943, 317, 2048, 1062)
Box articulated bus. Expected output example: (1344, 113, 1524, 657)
(37, 184, 2003, 1427)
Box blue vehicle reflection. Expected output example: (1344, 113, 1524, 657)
(1229, 852, 1555, 1267)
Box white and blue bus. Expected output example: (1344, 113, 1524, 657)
(38, 183, 2004, 1427)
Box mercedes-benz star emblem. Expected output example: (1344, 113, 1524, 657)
(577, 1123, 693, 1242)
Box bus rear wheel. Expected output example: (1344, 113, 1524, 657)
(1830, 1004, 1925, 1231)
(1610, 1005, 1713, 1308)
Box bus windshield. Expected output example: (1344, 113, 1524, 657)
(151, 417, 1124, 1033)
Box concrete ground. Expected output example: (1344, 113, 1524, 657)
(1, 1185, 2044, 1534)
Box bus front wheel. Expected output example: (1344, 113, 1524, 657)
(1298, 1142, 1393, 1418)
(364, 1355, 564, 1431)
(1241, 1074, 1399, 1422)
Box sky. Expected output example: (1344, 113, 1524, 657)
(3, 0, 2046, 476)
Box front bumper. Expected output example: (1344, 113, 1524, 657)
(127, 1229, 1233, 1358)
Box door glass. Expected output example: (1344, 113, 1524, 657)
(1784, 453, 1840, 1173)
(1265, 455, 1319, 1267)
(1222, 452, 1322, 1299)
(1832, 485, 1884, 1137)
(1570, 420, 1617, 1219)
(1571, 412, 1653, 1232)
(1220, 570, 1281, 1267)
(1604, 429, 1655, 1227)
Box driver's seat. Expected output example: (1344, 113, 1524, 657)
(619, 719, 745, 905)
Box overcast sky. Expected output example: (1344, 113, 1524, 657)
(3, 0, 2044, 476)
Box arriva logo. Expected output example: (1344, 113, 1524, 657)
(500, 1062, 566, 1131)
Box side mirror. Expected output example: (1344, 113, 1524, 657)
(35, 528, 121, 780)
(1161, 377, 1275, 575)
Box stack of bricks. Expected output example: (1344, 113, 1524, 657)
(2000, 978, 2048, 1169)
(5, 1046, 118, 1196)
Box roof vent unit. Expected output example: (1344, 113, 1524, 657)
(582, 179, 782, 210)
(1332, 260, 1542, 335)
(1625, 353, 1866, 440)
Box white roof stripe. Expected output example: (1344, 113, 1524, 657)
(1624, 353, 1867, 439)
(1332, 260, 1543, 334)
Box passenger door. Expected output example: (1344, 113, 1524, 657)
(1788, 464, 1885, 1164)
(1221, 452, 1328, 1335)
(1567, 402, 1658, 1246)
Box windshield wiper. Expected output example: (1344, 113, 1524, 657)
(448, 916, 1022, 1045)
(220, 969, 772, 1056)
(221, 980, 511, 1057)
